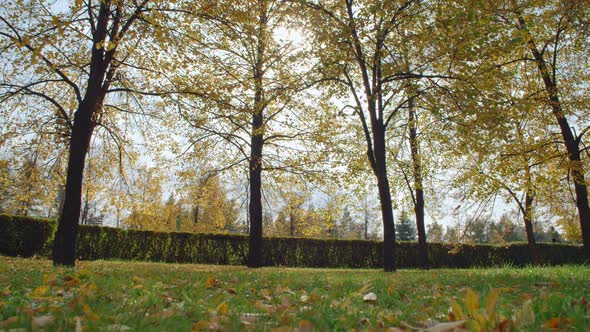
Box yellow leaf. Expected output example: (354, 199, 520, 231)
(77, 269, 92, 280)
(450, 300, 465, 320)
(205, 276, 218, 288)
(465, 288, 479, 317)
(1, 286, 11, 296)
(485, 288, 500, 318)
(358, 283, 372, 294)
(387, 283, 395, 295)
(216, 302, 229, 316)
(43, 273, 57, 285)
(82, 304, 99, 321)
(513, 300, 535, 327)
(31, 285, 50, 298)
(192, 321, 210, 331)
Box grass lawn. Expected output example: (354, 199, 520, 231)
(0, 256, 588, 331)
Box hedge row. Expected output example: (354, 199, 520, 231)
(0, 215, 585, 268)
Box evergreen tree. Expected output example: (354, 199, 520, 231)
(396, 211, 417, 241)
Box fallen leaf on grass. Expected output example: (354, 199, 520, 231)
(82, 304, 100, 320)
(193, 317, 225, 331)
(30, 285, 50, 298)
(544, 317, 570, 329)
(1, 286, 11, 296)
(105, 324, 131, 331)
(42, 273, 57, 285)
(297, 319, 314, 332)
(216, 302, 229, 316)
(363, 292, 377, 303)
(31, 314, 55, 329)
(496, 319, 514, 332)
(465, 288, 479, 317)
(205, 276, 219, 289)
(424, 320, 467, 332)
(512, 300, 535, 328)
(0, 316, 18, 328)
(74, 316, 83, 332)
(64, 275, 81, 287)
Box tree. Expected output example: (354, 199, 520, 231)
(463, 217, 489, 244)
(396, 210, 417, 241)
(270, 189, 306, 237)
(171, 0, 324, 267)
(337, 208, 363, 239)
(177, 172, 240, 234)
(434, 0, 585, 262)
(300, 0, 443, 271)
(447, 0, 590, 258)
(426, 221, 444, 242)
(0, 0, 173, 266)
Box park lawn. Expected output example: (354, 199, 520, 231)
(0, 256, 588, 331)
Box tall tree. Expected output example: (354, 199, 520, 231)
(0, 0, 171, 266)
(300, 0, 451, 271)
(171, 0, 324, 267)
(509, 1, 590, 259)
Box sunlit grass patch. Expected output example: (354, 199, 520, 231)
(0, 256, 588, 331)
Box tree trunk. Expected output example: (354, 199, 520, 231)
(364, 197, 369, 240)
(247, 110, 264, 268)
(247, 5, 268, 268)
(520, 20, 590, 260)
(408, 98, 429, 269)
(372, 124, 396, 272)
(52, 102, 96, 266)
(289, 209, 294, 237)
(523, 190, 540, 264)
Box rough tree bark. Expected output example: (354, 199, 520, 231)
(247, 6, 267, 268)
(408, 97, 429, 269)
(52, 101, 97, 266)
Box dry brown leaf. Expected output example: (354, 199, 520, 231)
(74, 316, 83, 332)
(31, 315, 55, 329)
(424, 320, 467, 332)
(544, 317, 570, 329)
(106, 324, 132, 331)
(297, 319, 314, 332)
(363, 292, 377, 303)
(0, 316, 18, 328)
(1, 286, 11, 297)
(386, 328, 407, 332)
(496, 319, 514, 332)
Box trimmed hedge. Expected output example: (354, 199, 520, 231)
(0, 214, 56, 257)
(0, 215, 586, 268)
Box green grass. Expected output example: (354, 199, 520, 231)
(0, 256, 588, 331)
